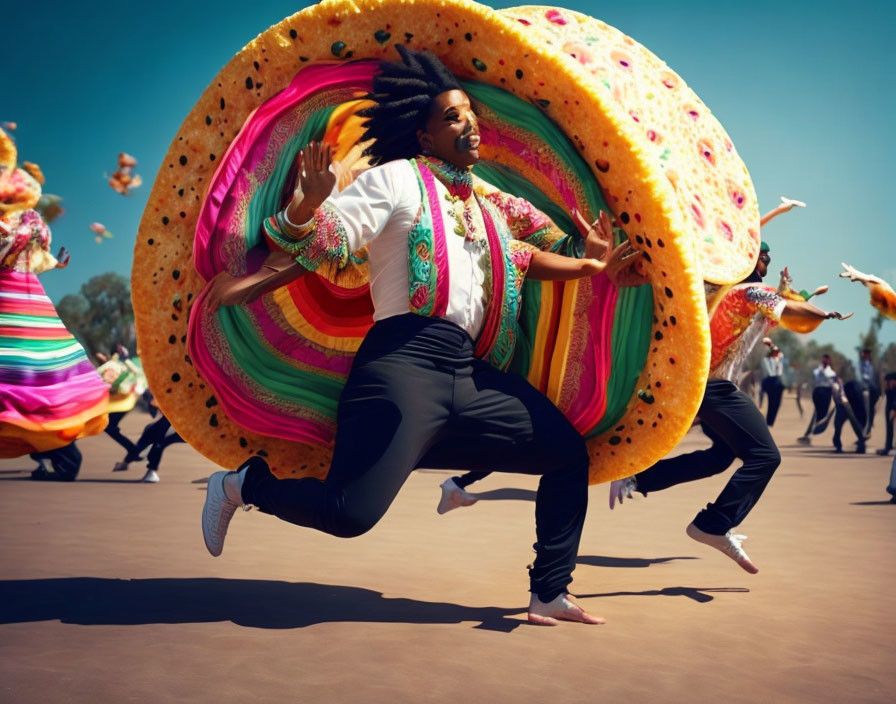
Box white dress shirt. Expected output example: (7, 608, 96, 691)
(323, 160, 488, 339)
(762, 355, 784, 378)
(813, 365, 837, 387)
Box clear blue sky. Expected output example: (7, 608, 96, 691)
(6, 0, 894, 355)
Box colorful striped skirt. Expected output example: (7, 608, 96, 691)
(0, 270, 109, 457)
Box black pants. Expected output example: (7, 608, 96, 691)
(887, 455, 896, 498)
(883, 399, 895, 453)
(761, 376, 784, 426)
(132, 416, 184, 470)
(833, 405, 866, 451)
(31, 442, 82, 481)
(833, 381, 866, 451)
(241, 314, 589, 602)
(804, 386, 834, 437)
(453, 470, 491, 489)
(633, 379, 781, 535)
(863, 384, 880, 435)
(105, 411, 138, 458)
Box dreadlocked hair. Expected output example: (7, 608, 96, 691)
(358, 45, 462, 165)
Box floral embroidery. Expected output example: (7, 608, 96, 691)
(410, 285, 429, 309)
(404, 160, 551, 370)
(483, 191, 567, 252)
(473, 198, 536, 370)
(710, 284, 784, 380)
(263, 202, 349, 273)
(1, 209, 56, 273)
(509, 239, 536, 271)
(418, 156, 473, 201)
(407, 161, 447, 317)
(743, 285, 784, 318)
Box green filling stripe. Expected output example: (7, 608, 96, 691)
(218, 305, 344, 417)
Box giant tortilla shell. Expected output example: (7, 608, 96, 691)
(502, 6, 760, 285)
(133, 0, 721, 482)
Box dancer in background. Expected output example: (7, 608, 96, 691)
(113, 393, 184, 483)
(607, 243, 850, 573)
(96, 347, 144, 471)
(858, 348, 880, 437)
(878, 372, 896, 456)
(0, 128, 109, 478)
(797, 354, 838, 444)
(760, 339, 785, 426)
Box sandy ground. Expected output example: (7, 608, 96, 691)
(1, 395, 894, 703)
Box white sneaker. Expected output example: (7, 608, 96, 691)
(141, 469, 160, 483)
(202, 471, 241, 556)
(608, 476, 637, 509)
(686, 522, 759, 574)
(436, 478, 478, 514)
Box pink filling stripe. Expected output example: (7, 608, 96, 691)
(194, 61, 378, 280)
(564, 277, 618, 432)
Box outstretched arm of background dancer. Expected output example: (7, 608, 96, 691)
(840, 262, 896, 320)
(780, 298, 852, 332)
(759, 196, 806, 227)
(54, 247, 70, 269)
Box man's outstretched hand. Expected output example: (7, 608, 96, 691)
(575, 209, 649, 288)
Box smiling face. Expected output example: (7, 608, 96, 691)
(417, 90, 481, 168)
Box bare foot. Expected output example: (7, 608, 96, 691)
(527, 593, 605, 626)
(436, 478, 478, 514)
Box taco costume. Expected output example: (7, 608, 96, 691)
(134, 2, 767, 487)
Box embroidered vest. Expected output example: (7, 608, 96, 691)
(406, 158, 528, 370)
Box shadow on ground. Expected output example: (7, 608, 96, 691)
(0, 476, 147, 484)
(470, 488, 536, 502)
(575, 586, 749, 604)
(0, 577, 741, 632)
(577, 555, 699, 569)
(0, 578, 527, 632)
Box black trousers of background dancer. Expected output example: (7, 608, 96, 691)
(105, 411, 138, 459)
(134, 416, 184, 470)
(30, 442, 82, 481)
(833, 381, 866, 453)
(240, 314, 589, 602)
(761, 376, 784, 426)
(883, 391, 896, 454)
(863, 383, 880, 436)
(632, 379, 781, 535)
(803, 386, 834, 438)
